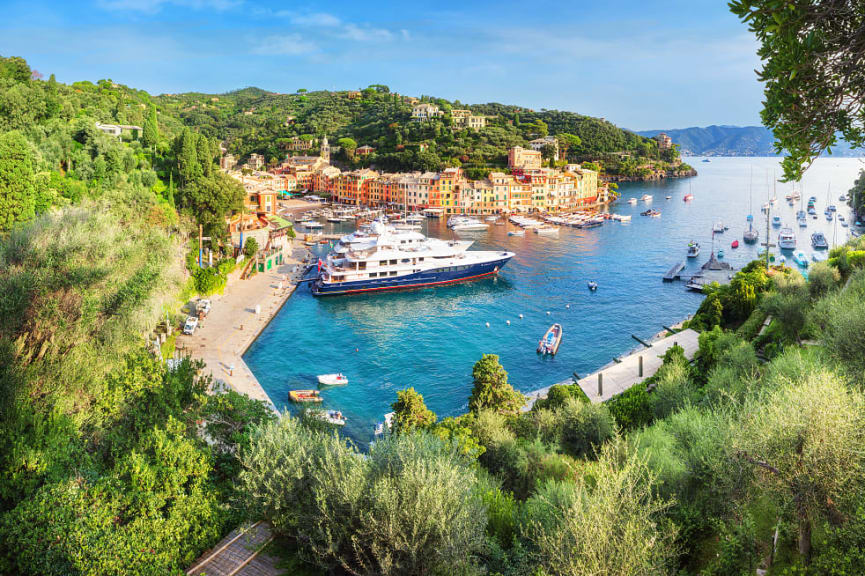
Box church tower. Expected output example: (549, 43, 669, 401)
(320, 135, 330, 164)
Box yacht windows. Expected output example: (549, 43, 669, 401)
(390, 259, 398, 265)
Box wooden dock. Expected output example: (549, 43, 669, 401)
(524, 329, 700, 409)
(663, 260, 686, 281)
(186, 521, 281, 576)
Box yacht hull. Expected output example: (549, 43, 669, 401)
(312, 256, 512, 296)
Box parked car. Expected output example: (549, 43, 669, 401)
(182, 316, 199, 335)
(196, 298, 212, 317)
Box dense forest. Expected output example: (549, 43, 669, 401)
(0, 55, 271, 575)
(157, 85, 685, 178)
(3, 48, 865, 576)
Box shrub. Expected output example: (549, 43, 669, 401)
(808, 261, 841, 300)
(469, 354, 525, 414)
(520, 440, 677, 576)
(558, 399, 615, 458)
(651, 356, 696, 419)
(243, 236, 258, 258)
(607, 384, 653, 431)
(533, 383, 587, 411)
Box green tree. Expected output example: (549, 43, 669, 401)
(337, 137, 357, 159)
(391, 387, 436, 433)
(0, 130, 36, 230)
(729, 1, 865, 180)
(468, 354, 525, 414)
(142, 104, 159, 151)
(521, 439, 677, 576)
(243, 236, 258, 258)
(734, 367, 865, 562)
(240, 419, 486, 575)
(557, 133, 582, 160)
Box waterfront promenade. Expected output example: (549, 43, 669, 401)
(177, 243, 311, 413)
(523, 328, 700, 409)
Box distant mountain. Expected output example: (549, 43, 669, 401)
(637, 125, 861, 157)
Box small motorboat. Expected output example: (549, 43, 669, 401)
(587, 280, 598, 291)
(485, 216, 498, 222)
(713, 221, 725, 233)
(683, 193, 694, 202)
(839, 194, 847, 202)
(628, 197, 638, 205)
(318, 373, 349, 386)
(772, 216, 781, 227)
(687, 241, 700, 258)
(811, 232, 829, 249)
(702, 158, 711, 162)
(289, 390, 323, 403)
(717, 249, 725, 259)
(665, 195, 672, 200)
(640, 194, 653, 202)
(535, 226, 559, 236)
(308, 410, 346, 426)
(641, 209, 661, 217)
(793, 252, 809, 268)
(537, 323, 563, 356)
(374, 412, 395, 436)
(731, 239, 739, 249)
(508, 229, 525, 237)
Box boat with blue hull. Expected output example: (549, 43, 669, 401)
(311, 220, 515, 296)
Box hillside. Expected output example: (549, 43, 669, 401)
(638, 125, 862, 157)
(157, 86, 683, 177)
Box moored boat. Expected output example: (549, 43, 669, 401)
(317, 373, 348, 386)
(687, 241, 700, 258)
(683, 193, 694, 201)
(508, 229, 525, 237)
(537, 323, 563, 356)
(289, 389, 322, 403)
(640, 194, 653, 202)
(731, 239, 739, 249)
(811, 231, 829, 249)
(312, 220, 514, 296)
(793, 252, 809, 268)
(587, 280, 598, 291)
(778, 227, 796, 250)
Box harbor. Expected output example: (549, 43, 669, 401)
(244, 157, 864, 443)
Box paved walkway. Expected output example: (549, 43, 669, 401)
(177, 243, 312, 412)
(524, 328, 700, 408)
(187, 521, 280, 576)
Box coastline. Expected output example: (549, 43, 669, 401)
(521, 317, 692, 410)
(178, 242, 312, 414)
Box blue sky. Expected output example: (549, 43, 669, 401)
(0, 0, 764, 130)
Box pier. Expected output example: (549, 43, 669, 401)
(178, 243, 312, 414)
(523, 328, 700, 409)
(663, 260, 686, 281)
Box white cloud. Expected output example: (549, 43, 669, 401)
(98, 0, 240, 13)
(251, 34, 318, 56)
(340, 23, 393, 42)
(292, 12, 342, 27)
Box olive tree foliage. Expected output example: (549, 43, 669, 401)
(729, 1, 865, 180)
(239, 417, 487, 576)
(520, 439, 678, 576)
(733, 365, 865, 562)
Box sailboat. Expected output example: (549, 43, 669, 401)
(744, 166, 759, 244)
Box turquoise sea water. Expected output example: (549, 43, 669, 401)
(245, 157, 863, 442)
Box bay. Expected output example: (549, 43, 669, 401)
(244, 157, 864, 442)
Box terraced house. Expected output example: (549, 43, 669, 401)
(264, 147, 602, 214)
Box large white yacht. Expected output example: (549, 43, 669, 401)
(312, 220, 514, 296)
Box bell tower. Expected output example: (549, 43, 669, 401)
(320, 135, 330, 164)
